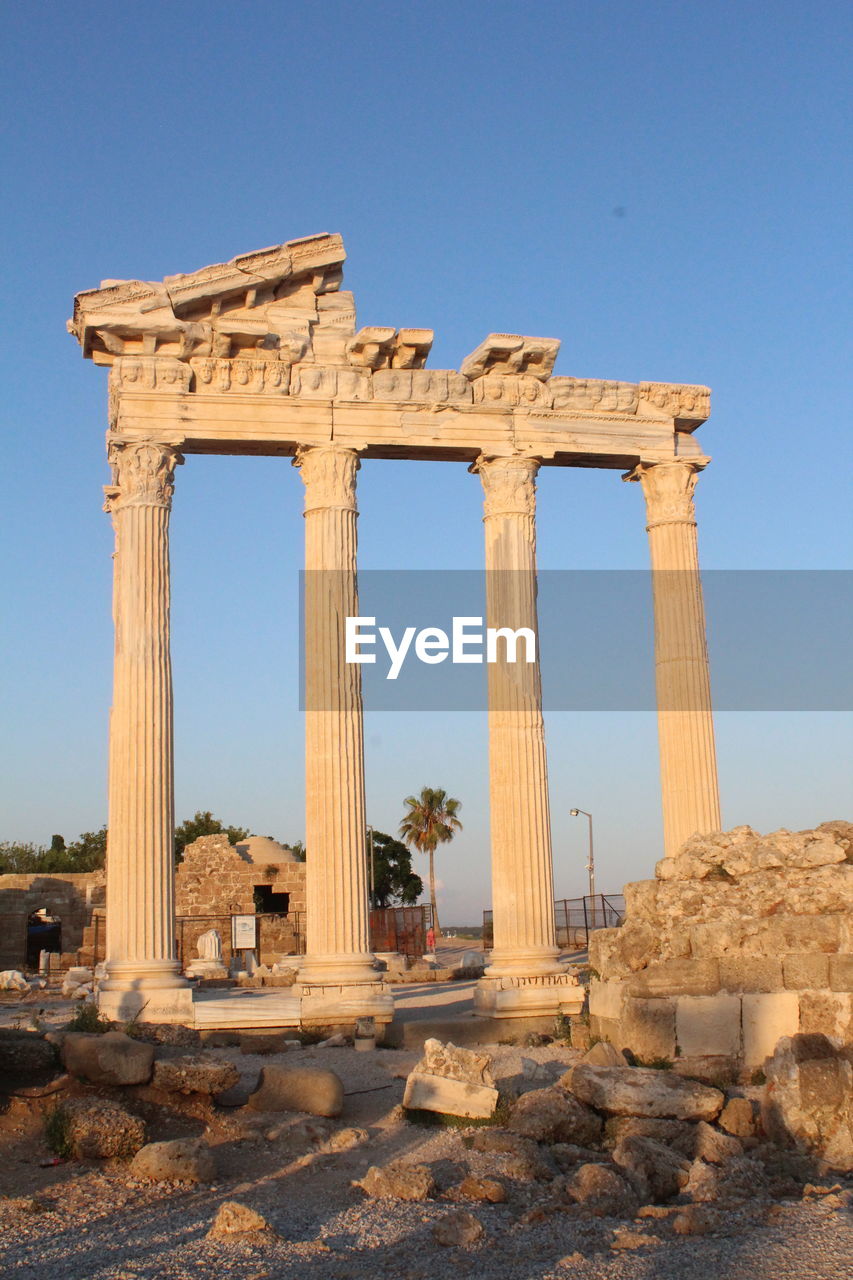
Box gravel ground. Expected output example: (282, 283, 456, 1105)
(1, 1031, 852, 1280)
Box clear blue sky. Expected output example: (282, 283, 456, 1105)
(1, 2, 850, 921)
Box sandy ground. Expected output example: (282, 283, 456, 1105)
(0, 975, 851, 1279)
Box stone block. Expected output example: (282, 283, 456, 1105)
(741, 993, 800, 1068)
(619, 997, 676, 1061)
(676, 995, 742, 1058)
(829, 954, 853, 992)
(624, 958, 720, 998)
(719, 956, 783, 993)
(589, 979, 625, 1022)
(782, 954, 830, 990)
(404, 1072, 498, 1119)
(799, 990, 852, 1041)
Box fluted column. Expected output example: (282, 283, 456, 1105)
(627, 460, 721, 857)
(472, 455, 581, 1018)
(294, 444, 378, 991)
(99, 439, 188, 1006)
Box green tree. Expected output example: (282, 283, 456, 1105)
(0, 841, 45, 874)
(398, 787, 462, 937)
(65, 827, 108, 871)
(368, 830, 423, 909)
(174, 811, 250, 862)
(288, 840, 306, 863)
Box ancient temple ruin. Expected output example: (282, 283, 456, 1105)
(69, 233, 720, 1028)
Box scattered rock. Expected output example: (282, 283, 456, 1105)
(207, 1201, 274, 1237)
(130, 1138, 216, 1183)
(317, 1034, 351, 1048)
(508, 1086, 602, 1146)
(0, 1029, 57, 1074)
(603, 1115, 696, 1157)
(519, 1056, 552, 1083)
(62, 1031, 154, 1086)
(694, 1120, 744, 1164)
(432, 1210, 484, 1246)
(61, 1098, 146, 1159)
(763, 1034, 853, 1172)
(403, 1039, 498, 1119)
(152, 1053, 239, 1095)
(469, 1129, 554, 1180)
(355, 1161, 435, 1201)
(551, 1143, 611, 1172)
(325, 1126, 368, 1151)
(672, 1204, 720, 1235)
(583, 1041, 628, 1068)
(611, 1227, 657, 1250)
(719, 1096, 758, 1140)
(0, 971, 30, 993)
(567, 1163, 639, 1217)
(247, 1065, 344, 1117)
(682, 1154, 768, 1204)
(612, 1135, 690, 1203)
(568, 1064, 724, 1121)
(456, 1176, 506, 1203)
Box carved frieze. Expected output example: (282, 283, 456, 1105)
(472, 373, 552, 408)
(550, 378, 638, 414)
(639, 382, 711, 426)
(371, 368, 471, 404)
(291, 366, 371, 401)
(461, 334, 561, 381)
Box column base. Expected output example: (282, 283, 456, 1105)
(297, 952, 380, 987)
(474, 970, 584, 1019)
(99, 959, 189, 991)
(98, 983, 195, 1026)
(485, 945, 564, 979)
(298, 980, 394, 1028)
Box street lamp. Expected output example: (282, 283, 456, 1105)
(570, 808, 596, 902)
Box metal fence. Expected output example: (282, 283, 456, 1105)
(482, 894, 625, 950)
(370, 904, 432, 957)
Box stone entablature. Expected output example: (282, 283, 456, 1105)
(70, 234, 711, 467)
(588, 822, 853, 1073)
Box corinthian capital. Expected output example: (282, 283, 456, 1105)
(104, 440, 184, 513)
(473, 454, 540, 519)
(293, 444, 359, 512)
(625, 460, 701, 527)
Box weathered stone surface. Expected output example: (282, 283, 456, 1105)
(742, 993, 800, 1067)
(718, 1096, 757, 1140)
(799, 990, 852, 1042)
(782, 954, 830, 990)
(763, 1034, 853, 1172)
(457, 1176, 506, 1203)
(61, 1098, 145, 1159)
(403, 1038, 498, 1119)
(624, 959, 721, 999)
(603, 1116, 696, 1157)
(130, 1138, 216, 1183)
(0, 1030, 57, 1074)
(693, 1120, 743, 1164)
(469, 1128, 554, 1179)
(62, 1031, 154, 1086)
(355, 1162, 435, 1201)
(207, 1202, 273, 1237)
(508, 1086, 602, 1146)
(829, 953, 853, 992)
(611, 1227, 659, 1250)
(326, 1126, 368, 1151)
(583, 1040, 628, 1068)
(432, 1210, 484, 1246)
(568, 1065, 724, 1121)
(676, 995, 741, 1058)
(239, 1032, 289, 1055)
(719, 956, 783, 993)
(152, 1053, 239, 1095)
(672, 1204, 720, 1235)
(682, 1155, 768, 1204)
(620, 998, 676, 1060)
(567, 1163, 638, 1217)
(612, 1136, 690, 1203)
(247, 1065, 344, 1117)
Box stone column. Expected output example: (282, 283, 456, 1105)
(472, 454, 581, 1018)
(626, 461, 722, 857)
(98, 439, 192, 1023)
(294, 444, 391, 1024)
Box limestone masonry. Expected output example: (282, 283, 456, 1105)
(589, 822, 853, 1072)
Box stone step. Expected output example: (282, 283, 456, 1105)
(192, 991, 301, 1030)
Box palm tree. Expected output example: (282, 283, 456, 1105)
(398, 787, 462, 939)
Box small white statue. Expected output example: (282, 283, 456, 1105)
(196, 928, 223, 963)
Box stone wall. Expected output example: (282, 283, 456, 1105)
(174, 834, 306, 968)
(588, 822, 852, 1075)
(0, 871, 106, 970)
